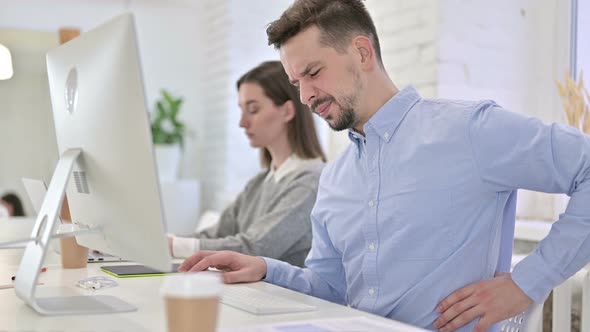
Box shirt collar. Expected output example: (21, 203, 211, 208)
(347, 85, 421, 152)
(265, 154, 323, 183)
(0, 204, 9, 218)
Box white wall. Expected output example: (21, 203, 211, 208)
(0, 0, 203, 214)
(0, 1, 203, 112)
(0, 30, 58, 215)
(189, 0, 297, 211)
(576, 0, 589, 79)
(0, 0, 313, 214)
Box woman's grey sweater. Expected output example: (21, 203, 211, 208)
(196, 160, 323, 267)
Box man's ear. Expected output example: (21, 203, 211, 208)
(353, 36, 375, 71)
(282, 100, 296, 123)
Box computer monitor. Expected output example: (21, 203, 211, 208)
(14, 13, 172, 315)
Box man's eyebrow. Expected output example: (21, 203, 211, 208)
(238, 100, 258, 108)
(289, 61, 322, 86)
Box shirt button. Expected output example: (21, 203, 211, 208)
(368, 288, 375, 296)
(368, 200, 374, 207)
(383, 132, 389, 139)
(369, 243, 376, 251)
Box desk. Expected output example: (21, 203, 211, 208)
(0, 253, 426, 332)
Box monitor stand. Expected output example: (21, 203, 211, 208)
(14, 148, 137, 315)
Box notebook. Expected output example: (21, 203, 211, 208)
(101, 263, 181, 278)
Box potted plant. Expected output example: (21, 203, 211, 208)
(151, 89, 186, 182)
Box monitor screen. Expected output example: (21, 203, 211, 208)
(45, 13, 171, 271)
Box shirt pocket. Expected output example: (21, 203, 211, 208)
(384, 189, 455, 260)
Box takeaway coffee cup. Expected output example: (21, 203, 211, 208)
(161, 273, 222, 332)
(58, 224, 88, 269)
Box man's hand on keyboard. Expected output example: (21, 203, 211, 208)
(178, 250, 267, 284)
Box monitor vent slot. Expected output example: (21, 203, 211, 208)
(73, 171, 90, 194)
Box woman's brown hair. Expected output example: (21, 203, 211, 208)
(237, 61, 326, 168)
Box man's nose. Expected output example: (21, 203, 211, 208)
(299, 81, 316, 106)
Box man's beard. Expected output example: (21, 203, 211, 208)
(311, 94, 358, 131)
(314, 65, 363, 132)
(329, 97, 356, 131)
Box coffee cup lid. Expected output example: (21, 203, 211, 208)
(160, 272, 222, 298)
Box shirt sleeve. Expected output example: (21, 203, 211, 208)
(468, 102, 590, 302)
(171, 236, 200, 258)
(198, 173, 317, 258)
(262, 211, 347, 305)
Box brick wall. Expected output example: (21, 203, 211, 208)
(193, 0, 292, 211)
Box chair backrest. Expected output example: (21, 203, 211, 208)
(509, 255, 576, 332)
(512, 220, 581, 332)
(501, 303, 543, 332)
(580, 267, 590, 332)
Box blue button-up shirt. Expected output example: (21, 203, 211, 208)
(263, 86, 590, 331)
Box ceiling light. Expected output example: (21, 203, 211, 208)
(0, 43, 14, 80)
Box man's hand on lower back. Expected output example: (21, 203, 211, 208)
(433, 273, 533, 332)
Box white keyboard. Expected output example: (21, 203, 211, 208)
(221, 285, 316, 315)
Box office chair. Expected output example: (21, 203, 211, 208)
(500, 303, 543, 332)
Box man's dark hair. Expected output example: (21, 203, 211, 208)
(2, 193, 25, 217)
(266, 0, 383, 66)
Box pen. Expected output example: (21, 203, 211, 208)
(1, 282, 44, 290)
(11, 267, 47, 281)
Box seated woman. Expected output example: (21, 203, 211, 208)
(169, 61, 326, 267)
(0, 192, 25, 217)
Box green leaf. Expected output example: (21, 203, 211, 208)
(150, 89, 188, 147)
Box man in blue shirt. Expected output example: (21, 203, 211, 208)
(179, 1, 590, 331)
